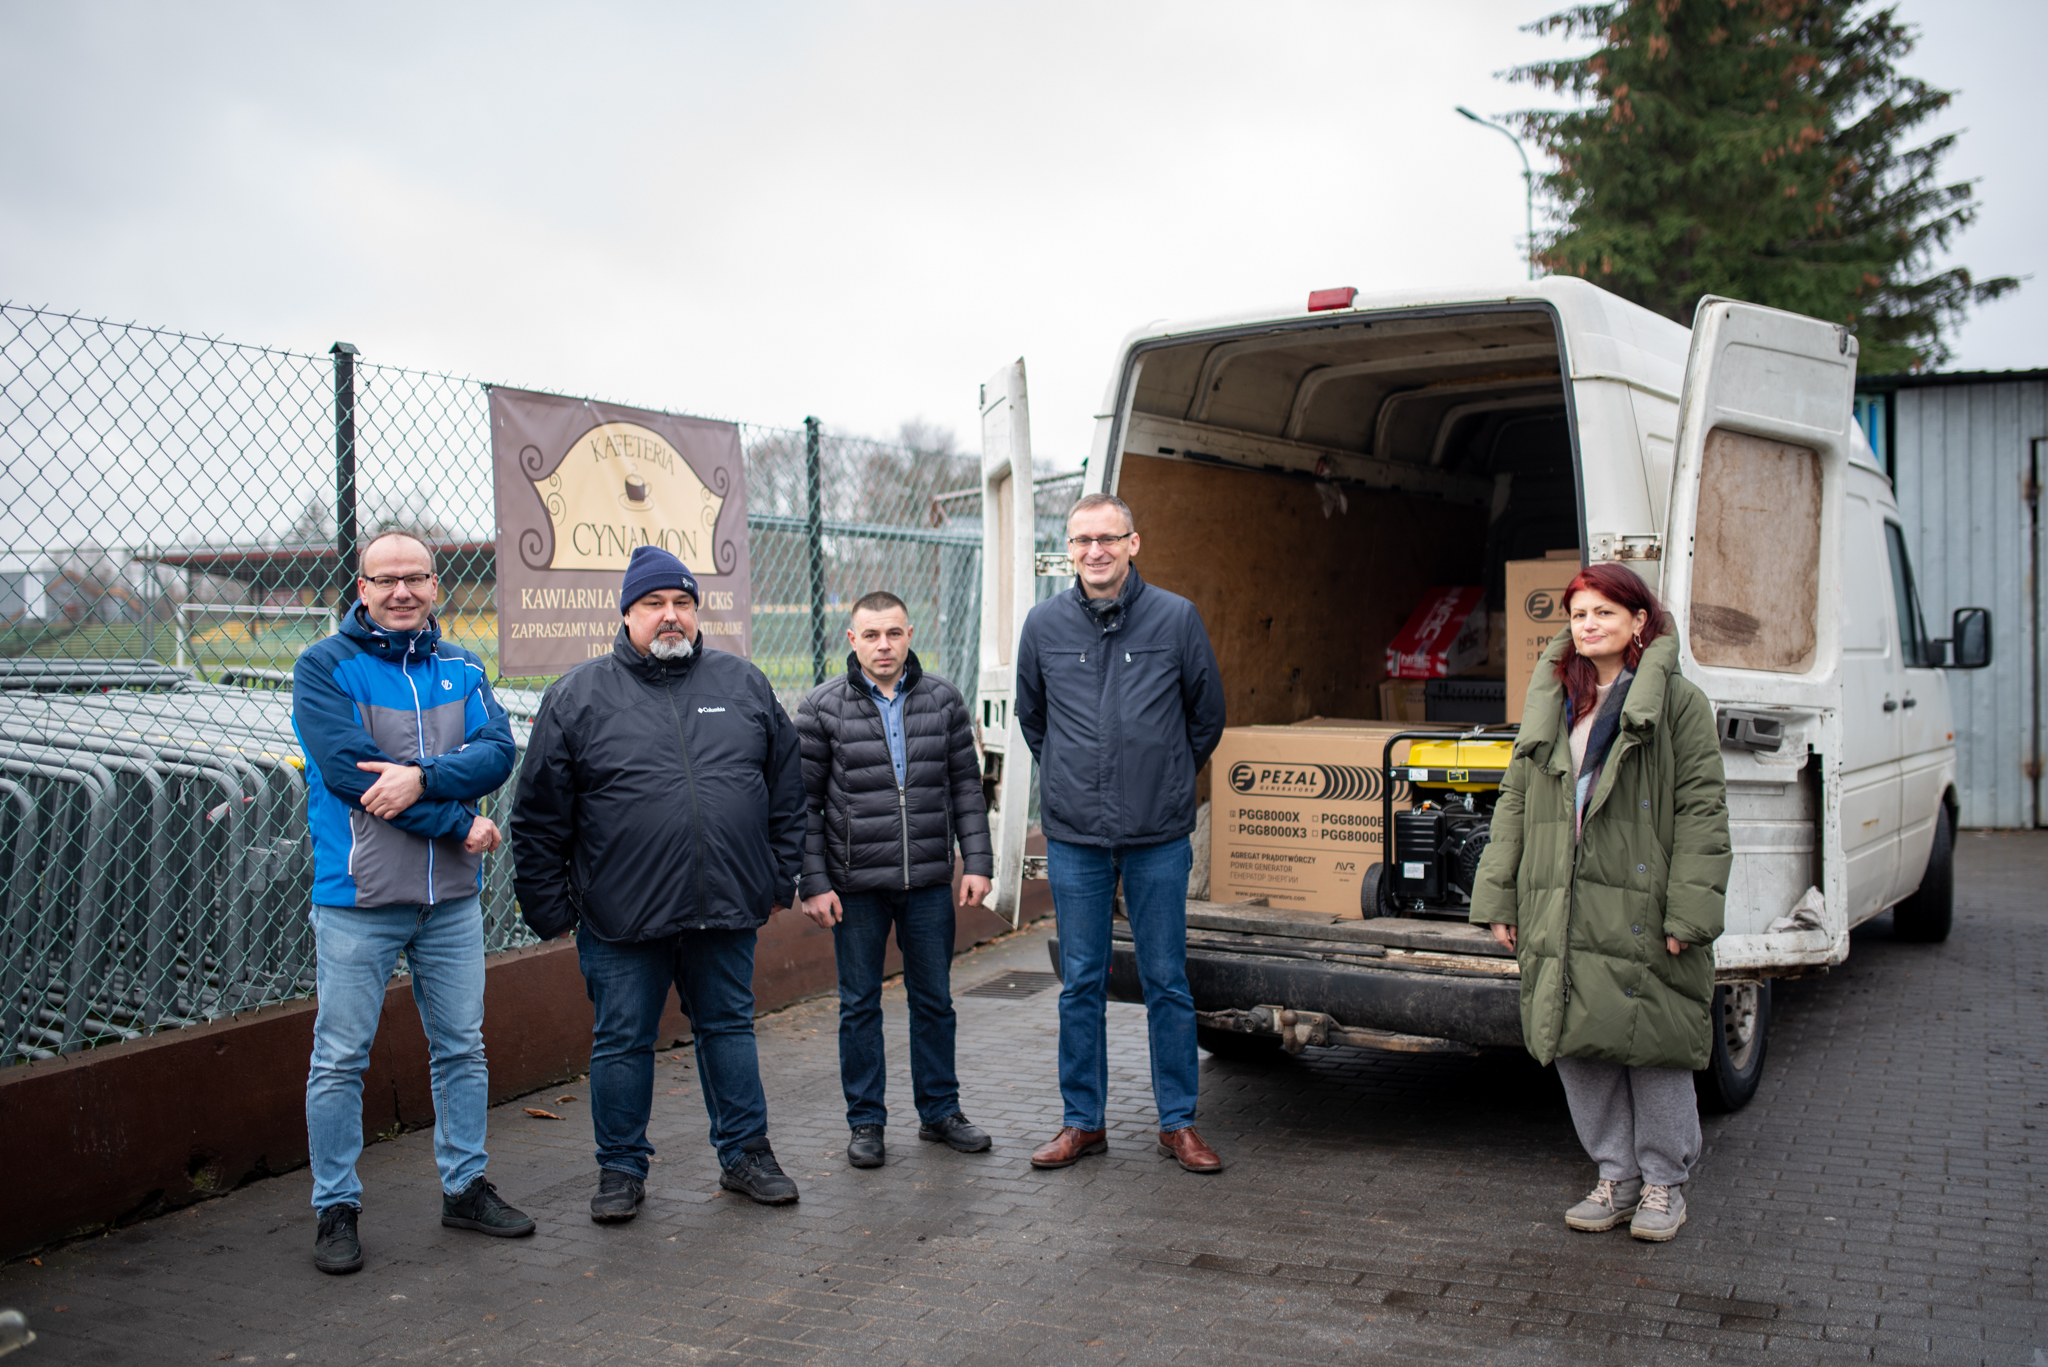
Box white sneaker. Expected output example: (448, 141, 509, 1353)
(1564, 1176, 1643, 1231)
(1629, 1184, 1687, 1241)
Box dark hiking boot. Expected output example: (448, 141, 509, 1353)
(589, 1169, 646, 1223)
(441, 1176, 535, 1237)
(847, 1124, 886, 1169)
(313, 1203, 363, 1274)
(918, 1113, 992, 1153)
(720, 1145, 800, 1205)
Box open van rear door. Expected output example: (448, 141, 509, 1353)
(1660, 298, 1858, 968)
(978, 360, 1039, 926)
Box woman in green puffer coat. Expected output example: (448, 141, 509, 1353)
(1470, 563, 1730, 1243)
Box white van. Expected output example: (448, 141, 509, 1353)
(974, 277, 1990, 1109)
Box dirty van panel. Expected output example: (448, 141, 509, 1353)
(1690, 429, 1821, 673)
(990, 476, 1017, 666)
(1117, 454, 1482, 728)
(1722, 758, 1823, 937)
(978, 359, 1038, 926)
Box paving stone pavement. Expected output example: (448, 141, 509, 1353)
(4, 831, 2044, 1367)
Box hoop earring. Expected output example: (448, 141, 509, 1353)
(1632, 631, 1644, 651)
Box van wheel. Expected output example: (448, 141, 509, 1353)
(1694, 981, 1770, 1114)
(1892, 805, 1954, 943)
(1361, 863, 1395, 919)
(1196, 1024, 1284, 1062)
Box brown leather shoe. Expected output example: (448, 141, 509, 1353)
(1029, 1126, 1108, 1169)
(1157, 1127, 1224, 1173)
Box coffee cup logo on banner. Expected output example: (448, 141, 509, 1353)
(529, 422, 726, 572)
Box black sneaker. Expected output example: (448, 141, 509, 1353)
(313, 1202, 363, 1274)
(441, 1176, 535, 1238)
(847, 1124, 886, 1169)
(918, 1112, 993, 1153)
(719, 1144, 800, 1205)
(589, 1169, 646, 1224)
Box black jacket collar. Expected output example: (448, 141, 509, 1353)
(843, 648, 923, 697)
(613, 623, 705, 682)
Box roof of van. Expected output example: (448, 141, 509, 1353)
(1102, 276, 1693, 411)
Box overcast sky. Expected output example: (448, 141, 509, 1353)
(2, 0, 2038, 469)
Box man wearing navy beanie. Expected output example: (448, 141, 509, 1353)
(617, 544, 698, 622)
(513, 543, 807, 1216)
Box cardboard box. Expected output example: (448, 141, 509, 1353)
(1505, 555, 1581, 724)
(1377, 679, 1428, 723)
(1209, 722, 1444, 916)
(1386, 586, 1487, 678)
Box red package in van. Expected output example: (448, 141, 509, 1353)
(1385, 587, 1488, 679)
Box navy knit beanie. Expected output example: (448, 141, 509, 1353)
(619, 545, 699, 613)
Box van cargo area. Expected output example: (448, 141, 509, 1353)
(1072, 305, 1589, 1055)
(1112, 306, 1582, 731)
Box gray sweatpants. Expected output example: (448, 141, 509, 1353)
(1553, 1056, 1701, 1187)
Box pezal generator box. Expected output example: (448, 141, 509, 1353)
(1208, 721, 1448, 916)
(1504, 552, 1581, 723)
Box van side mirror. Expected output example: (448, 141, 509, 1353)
(1939, 607, 1991, 669)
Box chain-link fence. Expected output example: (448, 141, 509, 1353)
(0, 302, 1081, 1062)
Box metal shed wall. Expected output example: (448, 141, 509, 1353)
(1889, 379, 2048, 828)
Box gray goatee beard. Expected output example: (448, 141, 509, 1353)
(648, 630, 695, 661)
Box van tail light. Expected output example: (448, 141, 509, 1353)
(1307, 287, 1357, 312)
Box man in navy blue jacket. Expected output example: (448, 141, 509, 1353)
(292, 530, 528, 1275)
(1015, 494, 1227, 1175)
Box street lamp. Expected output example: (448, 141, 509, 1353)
(1457, 106, 1536, 281)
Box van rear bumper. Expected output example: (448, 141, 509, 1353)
(1045, 935, 1525, 1050)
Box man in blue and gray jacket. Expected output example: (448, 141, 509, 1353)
(292, 530, 529, 1275)
(1016, 493, 1228, 1175)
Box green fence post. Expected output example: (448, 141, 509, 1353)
(330, 342, 359, 614)
(805, 415, 825, 685)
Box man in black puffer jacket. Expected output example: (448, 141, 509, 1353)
(512, 545, 805, 1218)
(796, 590, 995, 1170)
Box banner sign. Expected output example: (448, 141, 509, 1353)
(490, 387, 749, 677)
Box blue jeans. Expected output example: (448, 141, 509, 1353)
(833, 884, 960, 1129)
(577, 924, 769, 1174)
(305, 896, 489, 1210)
(1046, 836, 1199, 1132)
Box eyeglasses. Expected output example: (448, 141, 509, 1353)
(1066, 533, 1133, 550)
(362, 573, 435, 590)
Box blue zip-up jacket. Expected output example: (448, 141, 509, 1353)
(1015, 566, 1226, 848)
(292, 603, 519, 908)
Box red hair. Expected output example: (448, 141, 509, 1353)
(1552, 562, 1669, 722)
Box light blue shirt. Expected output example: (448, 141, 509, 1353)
(863, 673, 907, 786)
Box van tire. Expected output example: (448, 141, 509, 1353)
(1196, 1024, 1284, 1062)
(1694, 980, 1770, 1114)
(1361, 863, 1395, 919)
(1892, 805, 1954, 944)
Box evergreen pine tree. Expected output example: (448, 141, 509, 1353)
(1511, 0, 2018, 372)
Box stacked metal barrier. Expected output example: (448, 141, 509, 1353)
(0, 303, 1089, 1063)
(0, 679, 530, 1062)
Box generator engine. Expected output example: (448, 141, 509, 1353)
(1391, 797, 1494, 905)
(1366, 732, 1515, 919)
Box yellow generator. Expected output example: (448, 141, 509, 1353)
(1362, 729, 1517, 919)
